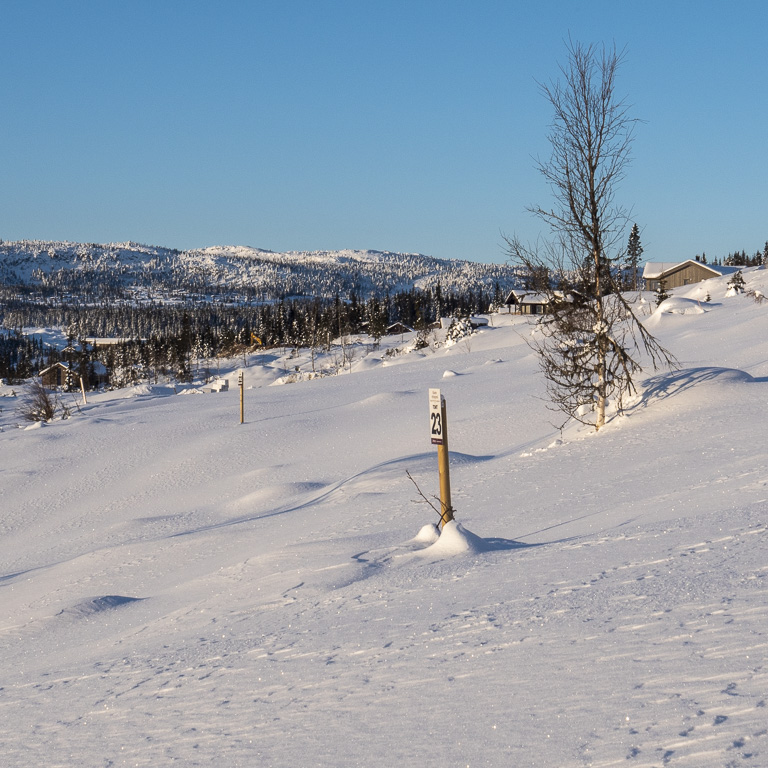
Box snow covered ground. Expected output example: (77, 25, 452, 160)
(1, 270, 767, 767)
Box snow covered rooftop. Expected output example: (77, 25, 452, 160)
(506, 289, 567, 304)
(642, 259, 742, 278)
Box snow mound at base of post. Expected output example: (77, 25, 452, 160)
(412, 522, 440, 544)
(418, 520, 487, 557)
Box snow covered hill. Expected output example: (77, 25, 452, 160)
(0, 240, 520, 301)
(1, 268, 766, 767)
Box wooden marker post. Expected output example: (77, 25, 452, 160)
(429, 388, 454, 527)
(238, 370, 244, 424)
(79, 376, 87, 406)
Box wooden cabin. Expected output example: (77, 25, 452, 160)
(504, 290, 559, 315)
(642, 261, 740, 291)
(39, 362, 73, 389)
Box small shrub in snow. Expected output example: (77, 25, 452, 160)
(413, 328, 432, 350)
(18, 379, 69, 422)
(444, 317, 473, 346)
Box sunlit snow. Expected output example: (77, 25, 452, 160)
(1, 268, 767, 767)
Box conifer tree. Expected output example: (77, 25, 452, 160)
(655, 279, 669, 306)
(728, 271, 745, 293)
(626, 223, 643, 290)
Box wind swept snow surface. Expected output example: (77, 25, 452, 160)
(1, 271, 768, 767)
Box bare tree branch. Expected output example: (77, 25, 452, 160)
(405, 470, 444, 522)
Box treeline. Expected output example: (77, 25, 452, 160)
(695, 243, 768, 267)
(0, 284, 502, 385)
(0, 331, 58, 382)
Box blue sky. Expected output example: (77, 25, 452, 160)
(2, 1, 766, 264)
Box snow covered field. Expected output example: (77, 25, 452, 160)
(1, 271, 767, 767)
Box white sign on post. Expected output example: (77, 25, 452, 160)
(429, 388, 443, 445)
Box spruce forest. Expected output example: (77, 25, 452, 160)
(0, 241, 518, 385)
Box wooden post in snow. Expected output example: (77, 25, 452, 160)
(79, 377, 87, 406)
(429, 388, 454, 527)
(238, 370, 244, 424)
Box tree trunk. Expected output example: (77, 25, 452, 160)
(595, 337, 607, 431)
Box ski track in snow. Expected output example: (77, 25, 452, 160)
(1, 272, 768, 767)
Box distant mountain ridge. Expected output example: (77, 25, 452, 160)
(0, 240, 521, 302)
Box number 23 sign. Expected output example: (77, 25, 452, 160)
(429, 388, 444, 445)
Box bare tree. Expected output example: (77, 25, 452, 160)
(505, 40, 674, 430)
